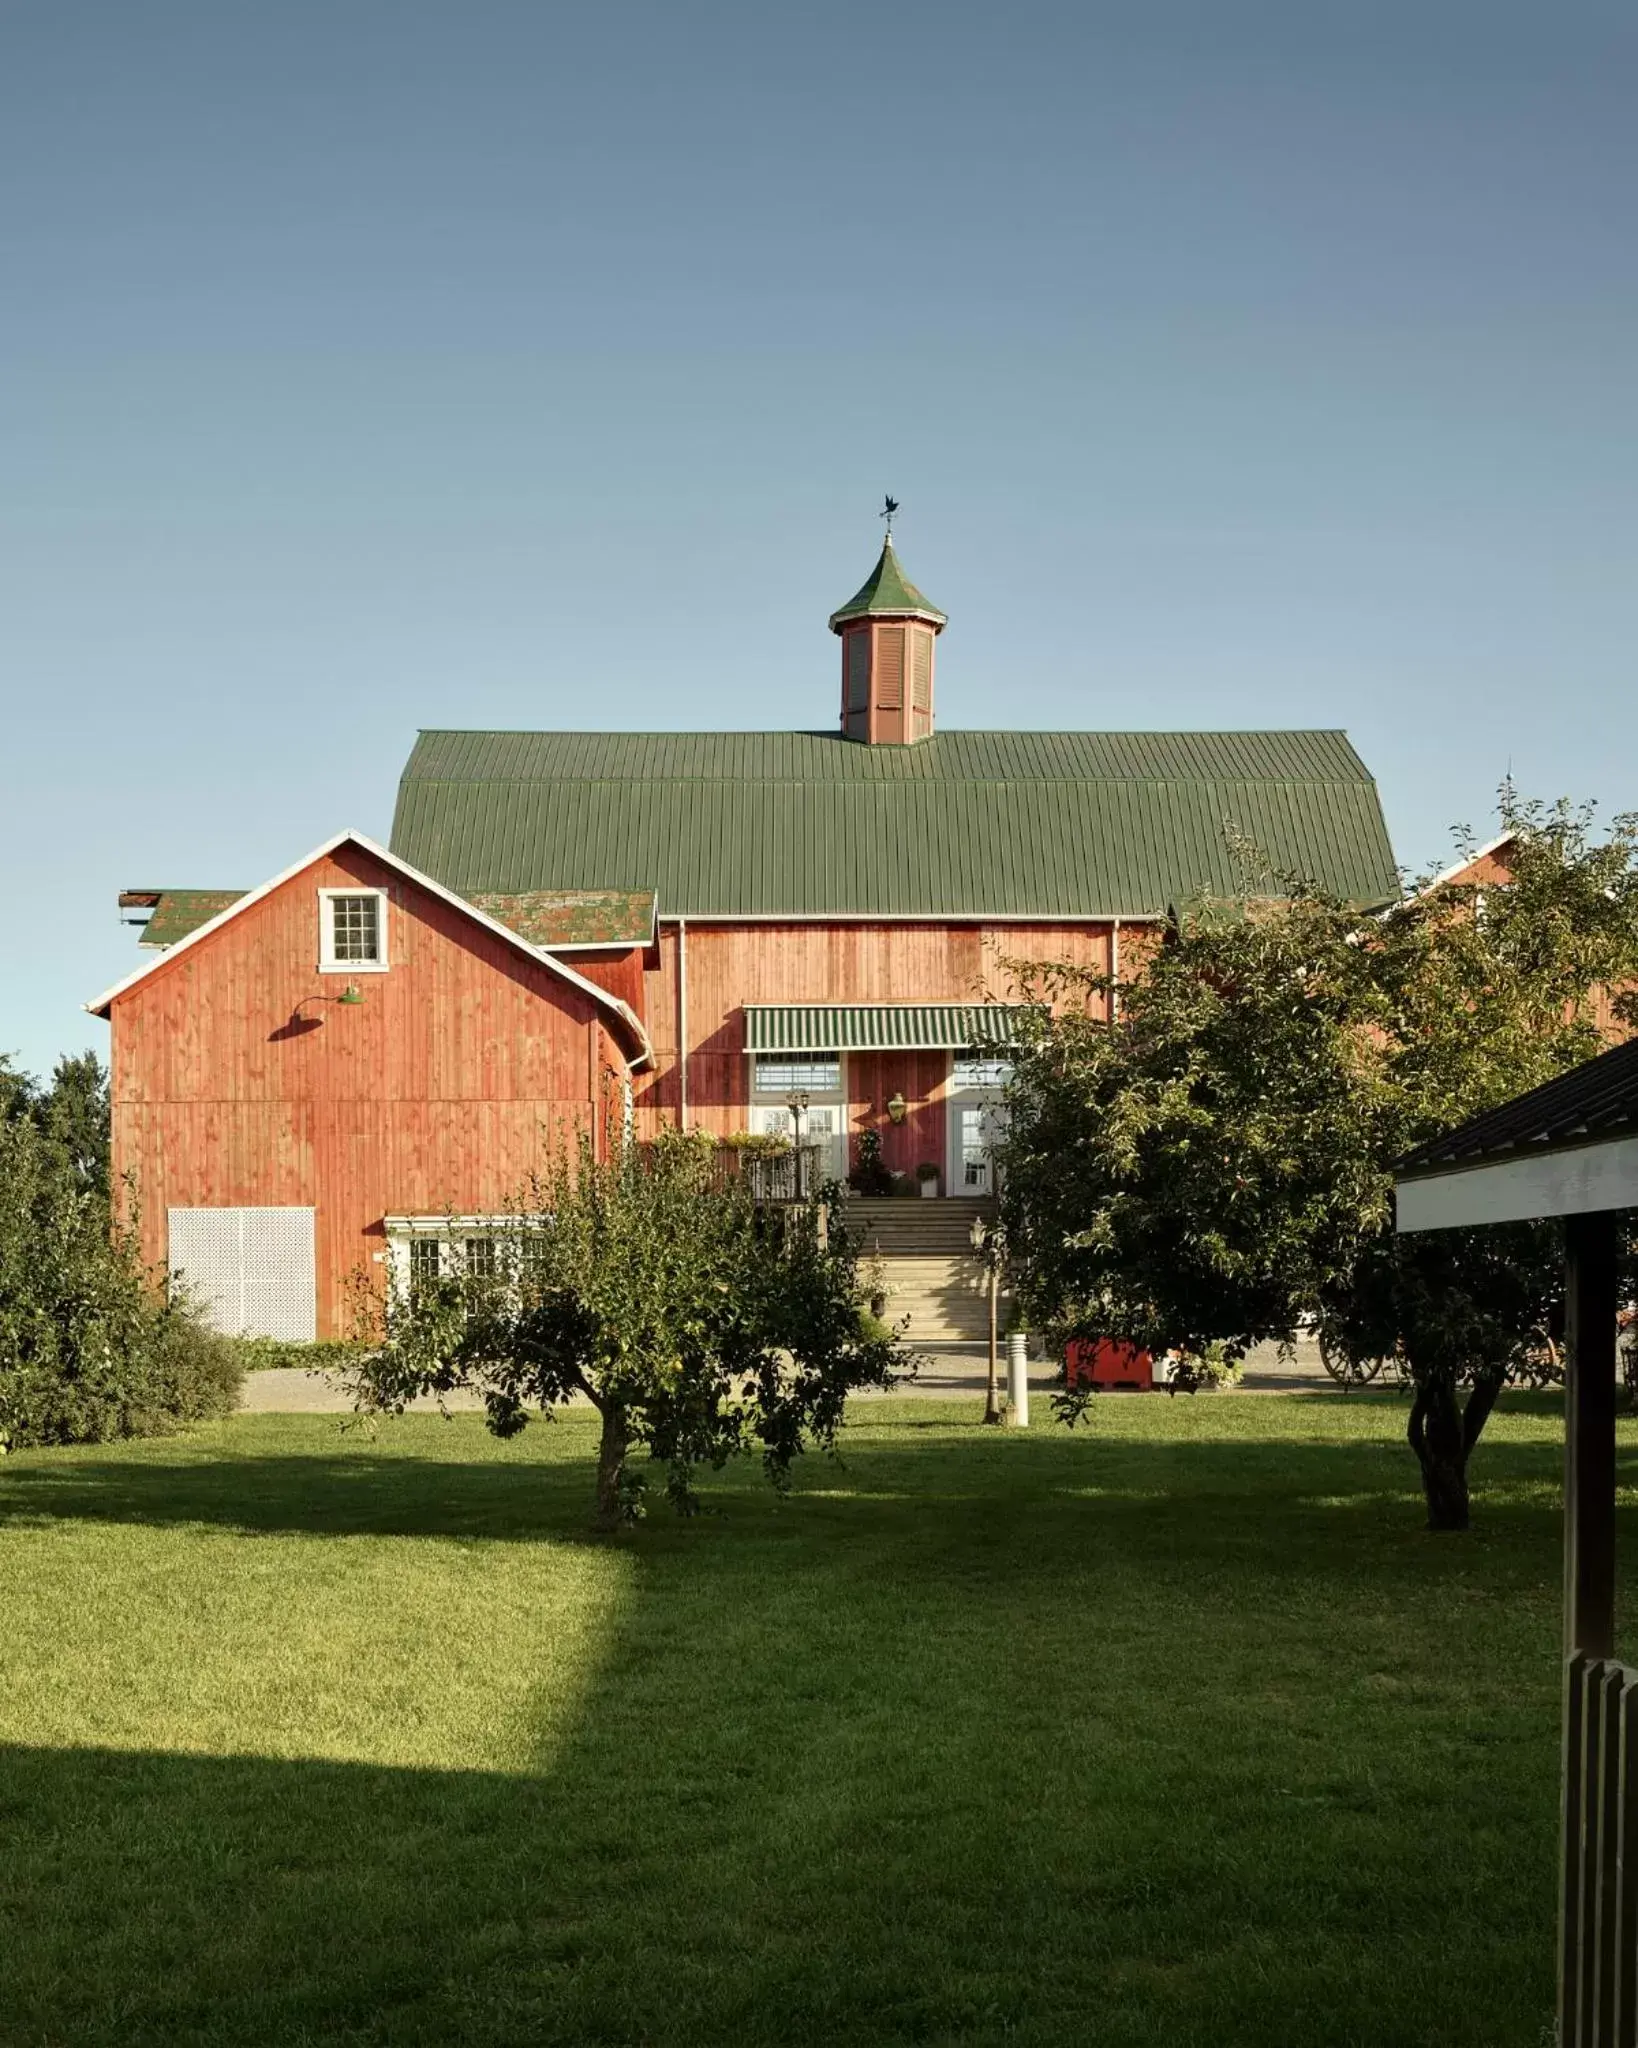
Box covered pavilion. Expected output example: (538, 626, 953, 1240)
(1396, 1035, 1638, 2046)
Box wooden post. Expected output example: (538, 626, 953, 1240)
(1559, 1207, 1621, 2047)
(1564, 1209, 1620, 1661)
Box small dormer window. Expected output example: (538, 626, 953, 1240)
(318, 888, 389, 972)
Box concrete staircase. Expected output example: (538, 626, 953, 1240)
(841, 1196, 997, 1343)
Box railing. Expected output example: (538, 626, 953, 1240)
(733, 1145, 829, 1203)
(639, 1142, 829, 1203)
(1562, 1651, 1638, 2045)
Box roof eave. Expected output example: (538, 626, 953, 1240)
(827, 605, 947, 633)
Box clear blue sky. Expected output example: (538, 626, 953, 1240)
(3, 0, 1634, 1080)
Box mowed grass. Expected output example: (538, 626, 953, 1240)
(0, 1394, 1624, 2047)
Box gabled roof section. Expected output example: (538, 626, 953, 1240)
(391, 728, 1400, 919)
(1412, 832, 1518, 900)
(828, 540, 947, 632)
(87, 832, 653, 1067)
(466, 888, 656, 950)
(120, 889, 248, 948)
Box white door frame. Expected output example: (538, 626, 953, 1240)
(945, 1054, 1011, 1198)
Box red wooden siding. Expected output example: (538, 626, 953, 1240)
(109, 845, 624, 1337)
(629, 920, 1116, 1177)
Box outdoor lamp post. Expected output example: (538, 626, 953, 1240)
(969, 1214, 1006, 1426)
(786, 1090, 810, 1201)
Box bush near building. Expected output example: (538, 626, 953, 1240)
(0, 1056, 242, 1449)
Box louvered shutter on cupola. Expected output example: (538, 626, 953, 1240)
(876, 625, 905, 709)
(846, 629, 871, 711)
(911, 627, 933, 736)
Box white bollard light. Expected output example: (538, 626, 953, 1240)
(1006, 1331, 1029, 1427)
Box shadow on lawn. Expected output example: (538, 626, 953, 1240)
(1, 1414, 1579, 2048)
(0, 1417, 1588, 1605)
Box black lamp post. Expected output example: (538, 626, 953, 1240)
(786, 1090, 810, 1201)
(969, 1214, 1006, 1425)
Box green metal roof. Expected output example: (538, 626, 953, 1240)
(746, 1004, 1032, 1053)
(391, 727, 1400, 920)
(827, 541, 947, 631)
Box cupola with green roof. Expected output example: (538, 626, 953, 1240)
(829, 526, 946, 745)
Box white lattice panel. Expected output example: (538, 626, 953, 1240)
(167, 1207, 316, 1341)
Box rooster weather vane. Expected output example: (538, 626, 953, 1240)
(881, 494, 900, 540)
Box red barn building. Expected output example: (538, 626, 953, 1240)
(91, 537, 1400, 1340)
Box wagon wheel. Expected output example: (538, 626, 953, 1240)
(1318, 1339, 1385, 1389)
(1510, 1330, 1564, 1390)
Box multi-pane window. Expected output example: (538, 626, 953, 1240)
(951, 1054, 1012, 1092)
(408, 1236, 442, 1299)
(753, 1055, 842, 1096)
(464, 1236, 497, 1280)
(319, 889, 387, 970)
(846, 630, 871, 712)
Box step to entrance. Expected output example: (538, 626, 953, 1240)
(841, 1196, 996, 1256)
(841, 1199, 1000, 1343)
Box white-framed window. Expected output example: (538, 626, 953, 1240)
(387, 1215, 544, 1301)
(318, 888, 389, 972)
(408, 1234, 443, 1299)
(753, 1054, 843, 1097)
(951, 1053, 1013, 1093)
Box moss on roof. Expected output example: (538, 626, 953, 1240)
(136, 890, 249, 947)
(466, 889, 656, 947)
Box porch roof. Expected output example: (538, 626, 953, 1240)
(743, 1003, 1033, 1054)
(1394, 1035, 1638, 1232)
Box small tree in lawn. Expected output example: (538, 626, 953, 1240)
(346, 1124, 902, 1530)
(1000, 793, 1638, 1531)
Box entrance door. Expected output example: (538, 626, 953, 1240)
(953, 1103, 997, 1195)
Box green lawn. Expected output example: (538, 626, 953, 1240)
(0, 1393, 1617, 2046)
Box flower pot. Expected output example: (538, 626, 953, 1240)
(919, 1179, 939, 1199)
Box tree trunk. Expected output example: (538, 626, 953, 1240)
(593, 1402, 631, 1533)
(1407, 1366, 1505, 1532)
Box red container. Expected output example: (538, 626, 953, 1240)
(1065, 1339, 1153, 1391)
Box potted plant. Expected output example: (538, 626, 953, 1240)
(915, 1161, 940, 1199)
(847, 1129, 895, 1197)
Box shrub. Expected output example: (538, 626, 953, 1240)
(223, 1336, 370, 1374)
(721, 1131, 794, 1159)
(0, 1088, 242, 1450)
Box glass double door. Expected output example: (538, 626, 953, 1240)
(749, 1101, 847, 1183)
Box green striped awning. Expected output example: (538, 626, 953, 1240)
(744, 1004, 1033, 1054)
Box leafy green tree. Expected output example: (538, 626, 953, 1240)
(39, 1052, 110, 1196)
(1000, 795, 1638, 1530)
(346, 1126, 902, 1530)
(0, 1058, 239, 1448)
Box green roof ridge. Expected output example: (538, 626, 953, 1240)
(391, 728, 1400, 918)
(827, 540, 947, 632)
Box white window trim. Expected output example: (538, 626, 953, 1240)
(749, 1052, 847, 1101)
(384, 1214, 541, 1292)
(317, 887, 390, 973)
